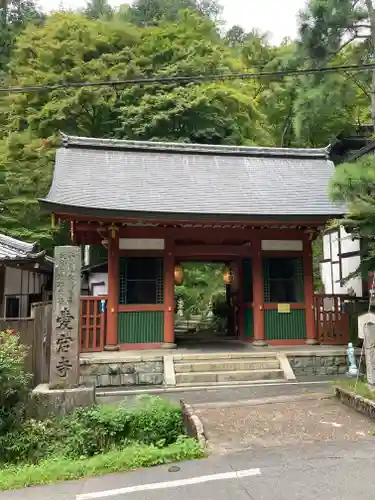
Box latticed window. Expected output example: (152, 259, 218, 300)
(263, 257, 304, 303)
(119, 257, 164, 305)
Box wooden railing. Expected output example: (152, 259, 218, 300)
(80, 296, 106, 352)
(314, 294, 368, 345)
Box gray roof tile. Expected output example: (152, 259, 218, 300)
(41, 135, 345, 218)
(0, 233, 43, 261)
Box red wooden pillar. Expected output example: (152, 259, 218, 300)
(252, 236, 267, 346)
(163, 237, 176, 347)
(105, 227, 119, 350)
(303, 236, 317, 344)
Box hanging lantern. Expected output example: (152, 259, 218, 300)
(223, 267, 234, 285)
(174, 265, 184, 285)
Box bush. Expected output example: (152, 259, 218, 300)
(0, 331, 31, 434)
(126, 396, 183, 446)
(0, 419, 56, 464)
(0, 396, 185, 464)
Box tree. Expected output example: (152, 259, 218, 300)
(127, 0, 222, 26)
(4, 13, 140, 137)
(330, 154, 375, 277)
(0, 10, 271, 247)
(0, 0, 43, 79)
(116, 12, 272, 145)
(84, 0, 113, 20)
(298, 0, 375, 132)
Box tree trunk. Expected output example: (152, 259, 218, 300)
(365, 0, 375, 132)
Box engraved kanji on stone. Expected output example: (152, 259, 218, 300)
(56, 331, 73, 353)
(55, 306, 74, 353)
(56, 307, 74, 331)
(56, 356, 73, 377)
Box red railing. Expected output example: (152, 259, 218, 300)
(314, 294, 349, 345)
(80, 296, 106, 352)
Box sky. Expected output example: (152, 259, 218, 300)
(36, 0, 305, 43)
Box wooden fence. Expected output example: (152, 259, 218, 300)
(80, 296, 106, 352)
(314, 294, 368, 345)
(0, 302, 52, 385)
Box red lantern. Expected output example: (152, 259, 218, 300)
(174, 265, 184, 285)
(223, 267, 234, 285)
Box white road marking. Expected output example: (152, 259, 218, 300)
(320, 420, 342, 428)
(76, 468, 261, 499)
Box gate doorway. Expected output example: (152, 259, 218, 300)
(174, 261, 241, 344)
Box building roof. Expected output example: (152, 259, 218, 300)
(0, 233, 53, 269)
(40, 134, 345, 221)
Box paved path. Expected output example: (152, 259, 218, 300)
(2, 439, 375, 499)
(194, 394, 375, 454)
(98, 379, 335, 406)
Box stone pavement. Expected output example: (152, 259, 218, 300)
(97, 379, 337, 406)
(194, 393, 375, 454)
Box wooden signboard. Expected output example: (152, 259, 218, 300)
(278, 303, 290, 313)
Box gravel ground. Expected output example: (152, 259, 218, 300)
(194, 395, 375, 455)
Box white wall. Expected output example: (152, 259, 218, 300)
(3, 266, 47, 317)
(321, 228, 362, 296)
(88, 272, 108, 296)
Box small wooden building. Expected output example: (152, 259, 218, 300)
(41, 135, 345, 350)
(0, 233, 53, 318)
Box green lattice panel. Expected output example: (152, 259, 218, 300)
(244, 307, 254, 338)
(243, 259, 253, 303)
(264, 309, 306, 341)
(118, 311, 164, 344)
(118, 257, 164, 305)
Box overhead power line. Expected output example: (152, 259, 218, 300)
(0, 62, 374, 94)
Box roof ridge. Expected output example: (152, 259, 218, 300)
(60, 133, 329, 159)
(0, 233, 35, 253)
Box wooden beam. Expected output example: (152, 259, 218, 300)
(303, 236, 318, 345)
(118, 304, 164, 312)
(163, 237, 175, 346)
(174, 245, 252, 257)
(252, 235, 266, 346)
(105, 230, 119, 349)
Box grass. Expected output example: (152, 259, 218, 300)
(334, 379, 375, 400)
(0, 437, 205, 491)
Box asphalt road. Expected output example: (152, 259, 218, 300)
(2, 439, 375, 500)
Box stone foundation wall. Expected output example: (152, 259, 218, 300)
(335, 386, 375, 420)
(287, 354, 348, 377)
(80, 356, 164, 387)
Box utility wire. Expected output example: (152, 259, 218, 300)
(0, 62, 374, 94)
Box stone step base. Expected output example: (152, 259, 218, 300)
(174, 378, 287, 388)
(174, 352, 278, 361)
(175, 368, 285, 385)
(174, 359, 280, 373)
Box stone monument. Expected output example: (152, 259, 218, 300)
(364, 322, 375, 389)
(32, 246, 95, 417)
(357, 312, 375, 390)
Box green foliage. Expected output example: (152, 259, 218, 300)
(0, 0, 375, 248)
(0, 331, 30, 434)
(0, 396, 184, 464)
(330, 154, 375, 278)
(0, 0, 44, 79)
(0, 437, 204, 491)
(175, 263, 225, 318)
(126, 0, 222, 26)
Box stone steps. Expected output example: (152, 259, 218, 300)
(175, 368, 285, 385)
(175, 378, 286, 388)
(173, 351, 286, 386)
(174, 359, 280, 373)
